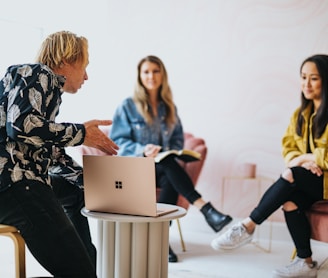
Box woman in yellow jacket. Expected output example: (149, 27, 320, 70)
(211, 54, 328, 278)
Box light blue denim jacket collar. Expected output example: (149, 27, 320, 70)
(110, 97, 184, 157)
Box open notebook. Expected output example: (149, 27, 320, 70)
(83, 155, 178, 217)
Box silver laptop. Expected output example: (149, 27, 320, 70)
(83, 155, 178, 217)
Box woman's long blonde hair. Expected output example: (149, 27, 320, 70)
(133, 55, 176, 126)
(35, 31, 88, 70)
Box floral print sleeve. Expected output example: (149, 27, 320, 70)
(49, 146, 84, 189)
(0, 64, 85, 191)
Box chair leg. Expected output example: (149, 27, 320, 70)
(0, 225, 26, 278)
(176, 219, 186, 252)
(9, 231, 26, 278)
(291, 247, 296, 261)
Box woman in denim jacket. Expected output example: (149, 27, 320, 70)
(211, 54, 328, 278)
(110, 55, 232, 262)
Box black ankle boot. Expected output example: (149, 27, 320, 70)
(200, 202, 233, 232)
(168, 245, 178, 263)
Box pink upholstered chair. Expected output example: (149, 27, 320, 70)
(155, 132, 207, 251)
(173, 132, 207, 211)
(307, 201, 328, 243)
(291, 200, 328, 259)
(79, 127, 207, 251)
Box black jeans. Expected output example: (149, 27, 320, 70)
(250, 167, 323, 223)
(249, 166, 323, 258)
(155, 156, 202, 204)
(51, 174, 96, 268)
(0, 178, 97, 278)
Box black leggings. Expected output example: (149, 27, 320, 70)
(249, 166, 323, 258)
(155, 156, 202, 205)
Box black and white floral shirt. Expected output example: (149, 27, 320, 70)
(0, 64, 85, 192)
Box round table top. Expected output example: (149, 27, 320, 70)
(81, 203, 186, 223)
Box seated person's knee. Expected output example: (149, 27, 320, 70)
(283, 201, 298, 211)
(281, 168, 294, 183)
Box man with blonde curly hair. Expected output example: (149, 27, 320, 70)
(0, 31, 118, 277)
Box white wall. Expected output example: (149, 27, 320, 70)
(2, 0, 328, 220)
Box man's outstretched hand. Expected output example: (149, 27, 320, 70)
(83, 120, 119, 155)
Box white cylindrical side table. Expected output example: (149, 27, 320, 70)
(82, 203, 186, 278)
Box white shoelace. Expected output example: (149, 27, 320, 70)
(226, 225, 245, 239)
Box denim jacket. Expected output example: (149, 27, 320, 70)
(110, 97, 184, 157)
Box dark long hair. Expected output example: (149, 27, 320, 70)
(296, 54, 328, 138)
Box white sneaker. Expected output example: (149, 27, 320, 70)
(272, 257, 318, 278)
(211, 222, 253, 250)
